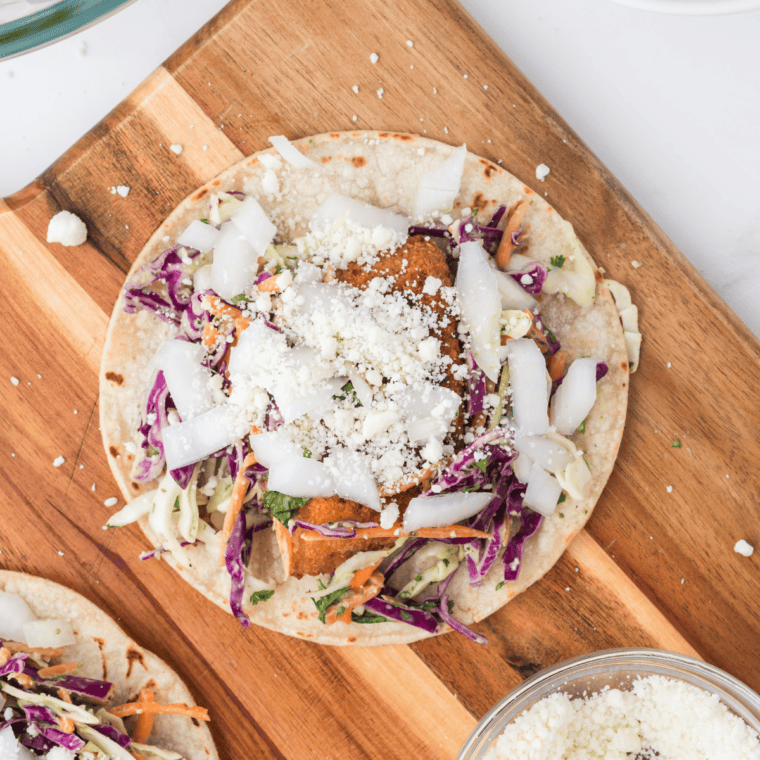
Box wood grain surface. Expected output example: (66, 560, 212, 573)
(1, 0, 759, 758)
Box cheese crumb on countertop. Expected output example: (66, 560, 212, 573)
(370, 52, 379, 64)
(47, 211, 88, 246)
(10, 376, 19, 386)
(631, 260, 643, 268)
(53, 456, 65, 467)
(734, 539, 754, 557)
(535, 163, 550, 182)
(170, 144, 183, 154)
(104, 497, 119, 507)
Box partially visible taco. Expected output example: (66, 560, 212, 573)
(100, 132, 637, 645)
(0, 571, 217, 760)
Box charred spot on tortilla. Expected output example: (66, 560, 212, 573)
(109, 445, 119, 457)
(126, 644, 147, 677)
(105, 370, 124, 385)
(99, 131, 631, 646)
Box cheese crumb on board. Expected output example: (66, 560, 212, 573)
(535, 163, 550, 182)
(734, 539, 754, 557)
(170, 144, 183, 154)
(485, 675, 760, 760)
(53, 456, 65, 467)
(47, 211, 87, 246)
(369, 52, 379, 64)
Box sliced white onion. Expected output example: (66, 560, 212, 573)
(193, 263, 213, 292)
(176, 219, 221, 253)
(266, 455, 335, 498)
(556, 457, 592, 501)
(506, 338, 550, 434)
(503, 253, 534, 272)
(22, 619, 76, 648)
(324, 447, 380, 511)
(210, 192, 244, 226)
(513, 431, 574, 474)
(309, 193, 409, 237)
(403, 491, 492, 532)
(413, 143, 467, 219)
(230, 196, 277, 256)
(493, 267, 538, 311)
(619, 304, 638, 334)
(407, 417, 448, 443)
(209, 221, 259, 301)
(455, 241, 502, 382)
(0, 591, 37, 642)
(150, 339, 214, 420)
(228, 318, 288, 381)
(163, 405, 241, 470)
(393, 382, 461, 424)
(268, 135, 317, 169)
(523, 462, 562, 516)
(347, 366, 374, 408)
(625, 331, 642, 373)
(0, 726, 36, 760)
(273, 375, 347, 424)
(604, 279, 633, 310)
(512, 453, 533, 484)
(248, 431, 302, 469)
(540, 221, 596, 307)
(500, 309, 533, 339)
(550, 357, 598, 435)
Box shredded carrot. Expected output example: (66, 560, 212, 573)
(257, 275, 281, 293)
(9, 672, 33, 688)
(37, 661, 78, 678)
(0, 647, 9, 666)
(1, 642, 64, 657)
(108, 702, 210, 721)
(202, 321, 221, 349)
(548, 351, 568, 382)
(56, 716, 75, 734)
(205, 294, 250, 333)
(131, 751, 149, 760)
(523, 309, 551, 354)
(495, 199, 528, 268)
(218, 452, 258, 567)
(325, 572, 384, 625)
(299, 523, 492, 542)
(349, 558, 384, 590)
(130, 689, 155, 745)
(57, 689, 72, 703)
(250, 425, 262, 436)
(273, 520, 293, 579)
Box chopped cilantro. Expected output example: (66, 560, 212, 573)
(558, 512, 565, 519)
(231, 293, 250, 305)
(250, 589, 275, 606)
(545, 328, 557, 344)
(672, 440, 682, 449)
(199, 218, 209, 224)
(447, 599, 455, 614)
(352, 612, 388, 624)
(550, 254, 566, 269)
(311, 585, 351, 624)
(172, 496, 180, 513)
(334, 380, 360, 405)
(335, 605, 346, 617)
(629, 361, 634, 370)
(584, 458, 590, 470)
(274, 264, 283, 275)
(557, 493, 567, 504)
(495, 581, 506, 591)
(399, 611, 412, 622)
(302, 448, 313, 459)
(577, 420, 586, 434)
(263, 490, 309, 525)
(474, 457, 489, 474)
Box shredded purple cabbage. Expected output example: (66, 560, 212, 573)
(508, 261, 548, 295)
(466, 353, 486, 417)
(486, 204, 507, 228)
(22, 705, 57, 724)
(134, 370, 173, 483)
(438, 594, 488, 645)
(93, 724, 132, 748)
(289, 520, 378, 537)
(0, 653, 28, 676)
(225, 510, 253, 627)
(123, 245, 200, 324)
(362, 596, 440, 634)
(502, 509, 543, 582)
(37, 725, 87, 752)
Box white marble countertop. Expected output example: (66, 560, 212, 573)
(2, 0, 759, 336)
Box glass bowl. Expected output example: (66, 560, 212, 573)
(457, 648, 760, 760)
(0, 0, 135, 60)
(606, 0, 760, 14)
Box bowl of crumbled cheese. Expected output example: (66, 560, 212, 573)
(457, 648, 760, 760)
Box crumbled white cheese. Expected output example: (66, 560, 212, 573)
(734, 539, 754, 557)
(110, 185, 130, 197)
(377, 88, 384, 99)
(104, 497, 119, 507)
(352, 85, 359, 93)
(170, 144, 183, 154)
(53, 456, 65, 467)
(262, 169, 280, 195)
(259, 153, 283, 170)
(10, 376, 19, 386)
(485, 675, 760, 760)
(406, 40, 414, 47)
(422, 276, 442, 295)
(631, 260, 643, 268)
(666, 485, 673, 493)
(370, 52, 379, 64)
(380, 502, 399, 529)
(535, 163, 550, 182)
(47, 211, 87, 246)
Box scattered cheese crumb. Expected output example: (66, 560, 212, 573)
(57, 551, 64, 557)
(370, 52, 379, 64)
(116, 185, 130, 197)
(202, 145, 208, 151)
(734, 539, 754, 557)
(47, 211, 88, 246)
(170, 144, 183, 154)
(352, 115, 358, 122)
(377, 88, 384, 99)
(535, 163, 550, 182)
(666, 485, 673, 493)
(406, 40, 413, 47)
(667, 362, 672, 368)
(53, 456, 65, 467)
(352, 85, 359, 94)
(631, 260, 643, 268)
(104, 497, 119, 507)
(10, 376, 19, 386)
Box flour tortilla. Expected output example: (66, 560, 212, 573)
(0, 571, 218, 760)
(100, 131, 629, 645)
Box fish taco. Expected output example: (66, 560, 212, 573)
(100, 131, 639, 645)
(0, 571, 216, 759)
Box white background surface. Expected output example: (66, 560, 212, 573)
(1, 0, 759, 336)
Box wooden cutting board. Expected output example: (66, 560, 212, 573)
(2, 0, 759, 757)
